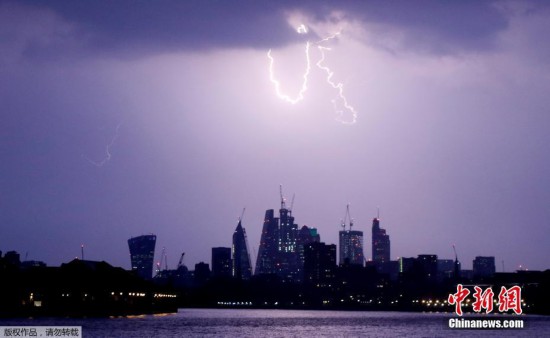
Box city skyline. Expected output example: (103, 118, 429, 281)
(1, 1, 549, 273)
(1, 191, 545, 274)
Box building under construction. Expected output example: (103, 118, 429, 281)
(255, 187, 319, 283)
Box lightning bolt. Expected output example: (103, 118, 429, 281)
(83, 123, 122, 167)
(267, 27, 358, 124)
(267, 41, 311, 105)
(316, 45, 358, 125)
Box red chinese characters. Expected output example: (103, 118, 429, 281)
(448, 285, 522, 316)
(498, 285, 522, 315)
(472, 286, 494, 313)
(448, 284, 470, 316)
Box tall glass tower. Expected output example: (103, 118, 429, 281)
(372, 218, 390, 264)
(232, 220, 252, 280)
(339, 230, 364, 266)
(255, 187, 302, 282)
(255, 209, 279, 275)
(128, 234, 156, 280)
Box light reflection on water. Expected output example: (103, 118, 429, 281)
(1, 309, 548, 337)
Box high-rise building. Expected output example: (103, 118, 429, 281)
(303, 242, 337, 286)
(212, 247, 232, 278)
(232, 220, 252, 280)
(277, 204, 299, 281)
(296, 225, 321, 282)
(339, 230, 364, 266)
(473, 256, 496, 279)
(297, 226, 320, 265)
(255, 209, 279, 276)
(128, 234, 156, 280)
(372, 217, 390, 265)
(255, 189, 302, 282)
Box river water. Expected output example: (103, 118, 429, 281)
(1, 308, 549, 337)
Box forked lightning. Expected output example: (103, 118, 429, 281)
(267, 26, 358, 124)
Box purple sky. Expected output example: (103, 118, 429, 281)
(1, 0, 549, 272)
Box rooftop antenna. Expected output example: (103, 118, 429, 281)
(377, 207, 380, 219)
(502, 260, 505, 273)
(81, 244, 84, 260)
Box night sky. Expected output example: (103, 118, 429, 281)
(1, 1, 549, 272)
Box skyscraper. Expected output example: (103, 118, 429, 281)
(232, 220, 252, 280)
(297, 225, 321, 265)
(339, 230, 364, 266)
(277, 203, 299, 281)
(338, 205, 364, 266)
(128, 234, 156, 280)
(255, 188, 302, 282)
(296, 225, 321, 282)
(372, 217, 390, 265)
(212, 247, 232, 278)
(255, 209, 279, 276)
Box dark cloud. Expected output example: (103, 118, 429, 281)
(7, 0, 515, 61)
(14, 0, 302, 58)
(350, 0, 509, 54)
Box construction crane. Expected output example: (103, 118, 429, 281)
(289, 194, 295, 215)
(279, 184, 286, 209)
(348, 204, 354, 231)
(341, 204, 354, 231)
(239, 207, 246, 222)
(157, 247, 166, 273)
